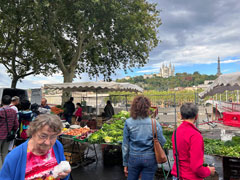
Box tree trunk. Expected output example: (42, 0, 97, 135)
(61, 71, 75, 106)
(11, 76, 19, 89)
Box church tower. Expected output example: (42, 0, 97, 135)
(216, 56, 222, 77)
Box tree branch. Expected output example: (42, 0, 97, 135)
(49, 41, 67, 74)
(18, 70, 36, 79)
(70, 27, 85, 68)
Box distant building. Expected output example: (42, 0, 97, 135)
(158, 63, 175, 78)
(184, 87, 196, 91)
(174, 87, 185, 91)
(124, 76, 131, 80)
(143, 74, 154, 79)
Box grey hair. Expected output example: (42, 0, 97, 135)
(27, 114, 63, 137)
(11, 96, 19, 101)
(180, 103, 198, 120)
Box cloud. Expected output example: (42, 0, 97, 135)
(221, 69, 232, 73)
(221, 59, 240, 64)
(146, 0, 240, 70)
(136, 68, 159, 74)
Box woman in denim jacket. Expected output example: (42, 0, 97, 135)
(122, 96, 166, 180)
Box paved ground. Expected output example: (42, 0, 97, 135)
(71, 144, 126, 180)
(70, 145, 222, 180)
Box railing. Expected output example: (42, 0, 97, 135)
(217, 102, 240, 112)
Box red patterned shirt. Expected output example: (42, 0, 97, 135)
(0, 106, 18, 139)
(25, 147, 60, 180)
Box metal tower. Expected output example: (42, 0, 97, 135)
(217, 56, 222, 76)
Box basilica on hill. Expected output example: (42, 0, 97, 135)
(157, 63, 175, 78)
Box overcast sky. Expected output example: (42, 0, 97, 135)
(1, 0, 240, 89)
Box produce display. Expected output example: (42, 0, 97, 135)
(204, 137, 240, 158)
(112, 110, 130, 120)
(88, 110, 129, 144)
(162, 128, 240, 158)
(88, 119, 124, 144)
(74, 129, 97, 141)
(65, 109, 240, 158)
(63, 127, 91, 136)
(51, 106, 64, 115)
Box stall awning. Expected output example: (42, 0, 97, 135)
(44, 81, 143, 93)
(199, 72, 240, 99)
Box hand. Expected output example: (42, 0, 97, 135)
(208, 166, 215, 176)
(56, 169, 71, 179)
(124, 166, 128, 177)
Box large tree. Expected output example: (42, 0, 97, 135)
(32, 0, 161, 102)
(0, 1, 56, 88)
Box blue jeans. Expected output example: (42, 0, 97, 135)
(127, 154, 157, 180)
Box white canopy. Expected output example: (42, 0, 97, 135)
(44, 81, 143, 93)
(199, 72, 240, 99)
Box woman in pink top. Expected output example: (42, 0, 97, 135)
(171, 103, 215, 180)
(75, 103, 82, 125)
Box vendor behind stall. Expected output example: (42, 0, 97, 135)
(104, 100, 114, 119)
(63, 97, 75, 124)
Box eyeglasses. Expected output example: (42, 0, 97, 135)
(37, 133, 58, 141)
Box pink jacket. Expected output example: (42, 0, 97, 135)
(171, 121, 210, 180)
(75, 107, 82, 117)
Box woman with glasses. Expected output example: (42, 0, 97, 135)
(0, 114, 71, 180)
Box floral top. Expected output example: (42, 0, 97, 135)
(25, 147, 59, 180)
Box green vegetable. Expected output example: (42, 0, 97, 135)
(104, 136, 114, 143)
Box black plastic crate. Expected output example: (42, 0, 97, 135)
(223, 156, 240, 180)
(102, 144, 122, 166)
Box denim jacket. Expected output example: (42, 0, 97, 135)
(122, 116, 166, 166)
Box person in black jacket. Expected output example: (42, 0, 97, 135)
(63, 97, 75, 124)
(104, 100, 114, 120)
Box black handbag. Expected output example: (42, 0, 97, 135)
(174, 128, 180, 180)
(3, 108, 16, 142)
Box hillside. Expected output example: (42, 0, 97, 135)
(116, 72, 217, 91)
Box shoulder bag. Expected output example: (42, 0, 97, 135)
(151, 118, 167, 164)
(3, 108, 16, 142)
(174, 128, 180, 179)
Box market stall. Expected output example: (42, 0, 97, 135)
(44, 82, 143, 166)
(199, 72, 240, 99)
(199, 72, 240, 128)
(45, 81, 143, 123)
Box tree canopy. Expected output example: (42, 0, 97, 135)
(0, 1, 56, 88)
(0, 0, 161, 104)
(30, 0, 161, 102)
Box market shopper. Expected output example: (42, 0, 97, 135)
(122, 96, 166, 180)
(63, 97, 75, 124)
(18, 100, 34, 140)
(10, 96, 20, 113)
(8, 96, 20, 151)
(75, 103, 82, 125)
(0, 95, 19, 169)
(171, 103, 215, 180)
(104, 100, 114, 119)
(0, 114, 71, 179)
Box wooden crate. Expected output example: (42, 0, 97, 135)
(64, 152, 84, 164)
